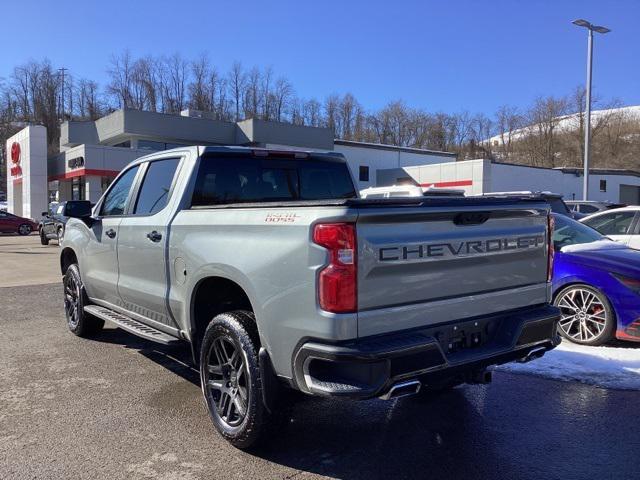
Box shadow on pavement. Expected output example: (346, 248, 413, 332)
(88, 325, 639, 480)
(92, 327, 200, 384)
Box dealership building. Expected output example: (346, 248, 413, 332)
(4, 109, 455, 218)
(5, 108, 640, 219)
(378, 159, 640, 204)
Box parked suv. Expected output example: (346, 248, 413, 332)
(39, 202, 70, 245)
(59, 146, 560, 449)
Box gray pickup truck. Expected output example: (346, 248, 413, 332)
(60, 146, 560, 448)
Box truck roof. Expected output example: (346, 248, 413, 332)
(127, 145, 347, 169)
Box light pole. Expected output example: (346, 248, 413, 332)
(572, 19, 610, 201)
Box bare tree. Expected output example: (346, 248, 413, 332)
(323, 94, 340, 134)
(76, 78, 103, 119)
(244, 67, 261, 119)
(272, 77, 292, 122)
(228, 62, 245, 121)
(163, 53, 188, 113)
(494, 105, 522, 161)
(188, 54, 212, 111)
(518, 96, 568, 167)
(303, 98, 322, 127)
(107, 51, 134, 108)
(261, 66, 273, 120)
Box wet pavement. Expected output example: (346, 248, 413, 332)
(1, 283, 638, 479)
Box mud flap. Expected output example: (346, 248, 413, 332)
(259, 347, 281, 414)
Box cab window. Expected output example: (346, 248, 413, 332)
(134, 158, 180, 215)
(100, 166, 140, 216)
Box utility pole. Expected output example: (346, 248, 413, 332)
(572, 19, 610, 201)
(58, 67, 68, 122)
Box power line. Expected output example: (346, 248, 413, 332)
(58, 67, 68, 122)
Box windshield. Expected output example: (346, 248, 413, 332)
(552, 214, 604, 250)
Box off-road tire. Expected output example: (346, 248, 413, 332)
(63, 264, 105, 337)
(40, 229, 49, 245)
(200, 310, 290, 449)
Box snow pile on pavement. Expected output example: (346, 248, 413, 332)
(498, 341, 640, 390)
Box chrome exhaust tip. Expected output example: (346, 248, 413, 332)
(379, 380, 421, 400)
(516, 347, 547, 364)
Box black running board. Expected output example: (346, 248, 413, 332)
(84, 305, 181, 345)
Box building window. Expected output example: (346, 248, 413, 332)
(137, 140, 187, 151)
(359, 166, 370, 182)
(600, 179, 607, 192)
(101, 177, 114, 193)
(71, 177, 85, 201)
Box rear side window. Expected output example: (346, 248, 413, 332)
(134, 158, 180, 215)
(101, 166, 140, 216)
(583, 211, 636, 236)
(581, 204, 599, 214)
(191, 156, 356, 206)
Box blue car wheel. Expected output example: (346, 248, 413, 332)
(554, 284, 615, 346)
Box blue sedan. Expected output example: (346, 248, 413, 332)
(552, 214, 640, 345)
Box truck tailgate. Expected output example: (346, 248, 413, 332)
(356, 198, 550, 336)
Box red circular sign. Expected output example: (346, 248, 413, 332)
(10, 142, 20, 164)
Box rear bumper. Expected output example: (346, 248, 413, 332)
(292, 304, 561, 399)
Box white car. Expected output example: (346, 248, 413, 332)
(360, 185, 465, 199)
(580, 206, 640, 249)
(0, 201, 7, 211)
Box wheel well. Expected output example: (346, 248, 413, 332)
(553, 282, 593, 302)
(60, 248, 78, 275)
(191, 277, 254, 356)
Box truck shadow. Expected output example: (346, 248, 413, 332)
(92, 326, 200, 384)
(89, 326, 638, 480)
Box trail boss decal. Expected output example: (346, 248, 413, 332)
(265, 212, 300, 223)
(379, 235, 545, 262)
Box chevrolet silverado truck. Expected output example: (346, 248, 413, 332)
(59, 146, 560, 449)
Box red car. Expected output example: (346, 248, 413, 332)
(0, 210, 38, 235)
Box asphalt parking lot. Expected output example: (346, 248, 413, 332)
(0, 234, 61, 287)
(1, 235, 639, 479)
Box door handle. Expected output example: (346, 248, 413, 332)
(105, 228, 116, 239)
(146, 230, 162, 242)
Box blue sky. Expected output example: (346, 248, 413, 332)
(1, 0, 637, 115)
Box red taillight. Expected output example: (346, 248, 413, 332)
(313, 223, 357, 313)
(547, 215, 555, 282)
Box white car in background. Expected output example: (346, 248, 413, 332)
(0, 201, 7, 211)
(580, 206, 640, 249)
(360, 185, 465, 199)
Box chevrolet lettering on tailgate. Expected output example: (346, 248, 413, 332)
(379, 235, 545, 262)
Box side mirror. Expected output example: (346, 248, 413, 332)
(41, 211, 49, 217)
(63, 201, 93, 219)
